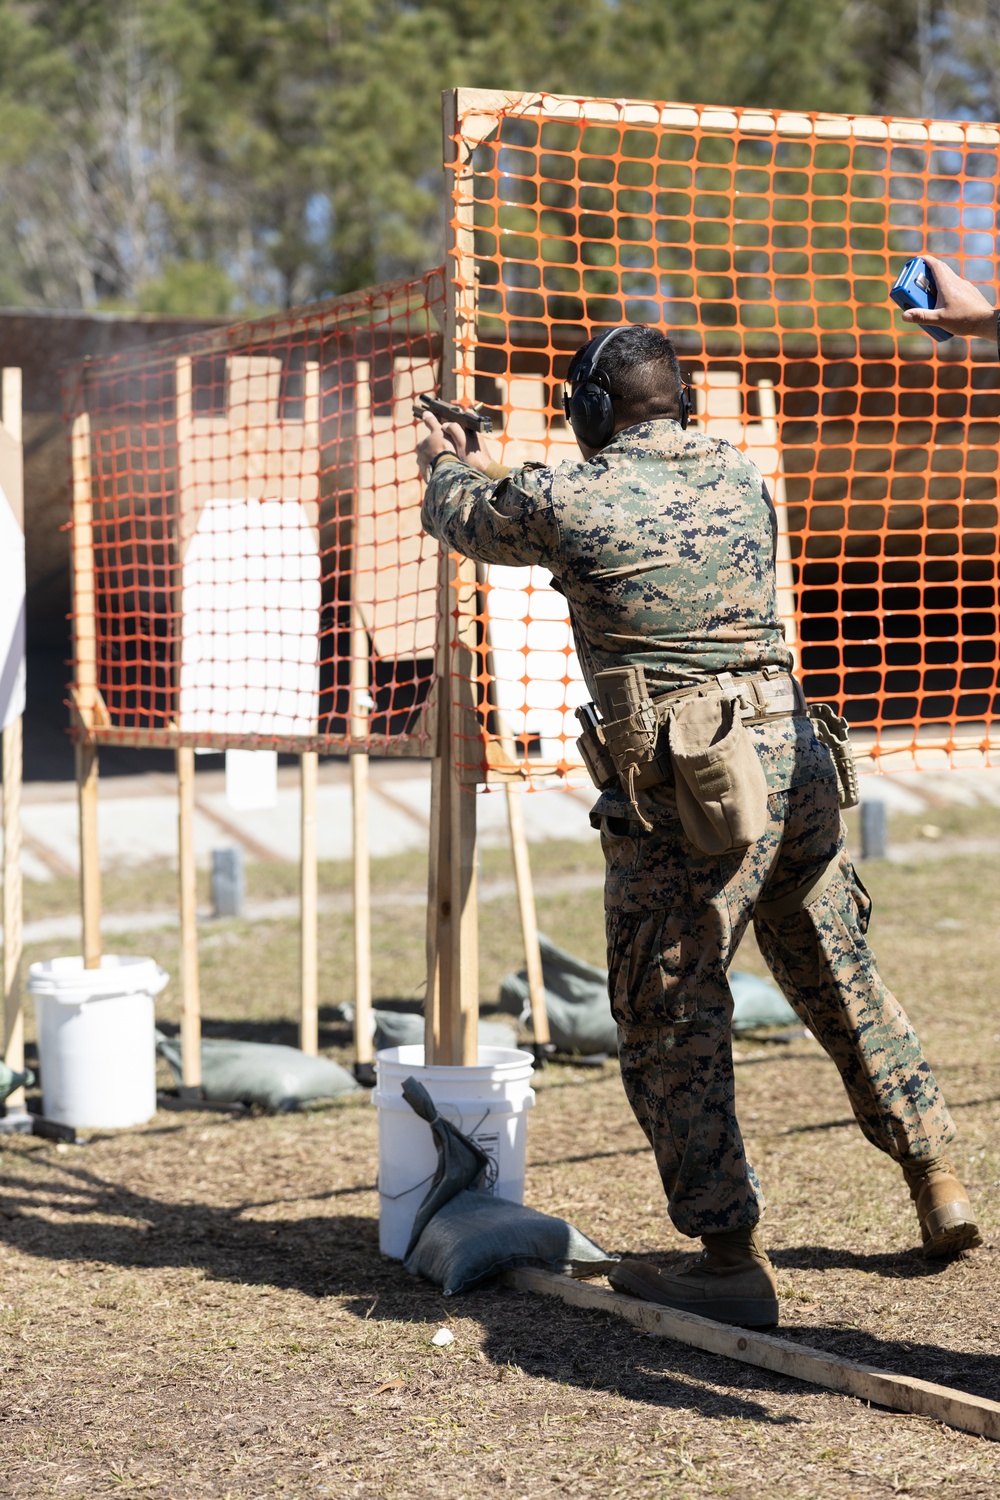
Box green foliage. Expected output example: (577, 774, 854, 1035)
(0, 1, 991, 313)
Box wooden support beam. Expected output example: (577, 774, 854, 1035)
(3, 716, 24, 1108)
(504, 1268, 1000, 1443)
(423, 89, 482, 1068)
(505, 784, 550, 1049)
(70, 410, 103, 970)
(2, 369, 25, 1105)
(350, 606, 374, 1068)
(176, 746, 202, 1094)
(300, 750, 319, 1056)
(76, 741, 101, 969)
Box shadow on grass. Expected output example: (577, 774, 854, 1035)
(769, 1243, 954, 1280)
(1, 1148, 997, 1419)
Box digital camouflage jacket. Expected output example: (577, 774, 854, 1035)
(420, 419, 833, 820)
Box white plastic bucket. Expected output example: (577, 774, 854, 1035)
(374, 1044, 536, 1260)
(27, 956, 169, 1129)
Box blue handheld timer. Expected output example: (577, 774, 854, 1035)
(890, 258, 953, 342)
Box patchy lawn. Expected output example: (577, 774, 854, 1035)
(2, 819, 999, 1498)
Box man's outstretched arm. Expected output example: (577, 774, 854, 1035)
(417, 413, 560, 568)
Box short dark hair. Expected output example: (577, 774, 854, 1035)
(568, 325, 684, 428)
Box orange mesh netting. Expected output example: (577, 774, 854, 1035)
(65, 273, 444, 755)
(446, 92, 1000, 784)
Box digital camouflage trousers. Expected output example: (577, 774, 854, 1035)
(601, 772, 955, 1238)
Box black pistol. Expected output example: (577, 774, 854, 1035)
(412, 393, 493, 434)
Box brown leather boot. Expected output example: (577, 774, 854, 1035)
(903, 1156, 982, 1258)
(609, 1226, 779, 1328)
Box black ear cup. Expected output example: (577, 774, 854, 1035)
(679, 382, 693, 430)
(568, 372, 615, 449)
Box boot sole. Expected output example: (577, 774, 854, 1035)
(921, 1203, 983, 1259)
(609, 1264, 779, 1329)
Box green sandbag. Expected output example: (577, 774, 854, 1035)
(498, 934, 619, 1056)
(155, 1032, 359, 1111)
(373, 1009, 518, 1052)
(0, 1060, 34, 1102)
(405, 1189, 618, 1296)
(498, 933, 799, 1053)
(400, 1077, 616, 1295)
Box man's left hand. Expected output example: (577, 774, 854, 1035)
(416, 411, 453, 479)
(416, 411, 495, 479)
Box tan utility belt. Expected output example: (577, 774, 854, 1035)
(577, 664, 857, 845)
(576, 667, 805, 796)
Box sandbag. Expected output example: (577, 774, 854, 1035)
(498, 934, 618, 1056)
(155, 1033, 359, 1111)
(373, 1009, 518, 1053)
(335, 1001, 518, 1053)
(0, 1060, 34, 1102)
(405, 1189, 617, 1296)
(498, 934, 798, 1050)
(399, 1076, 615, 1295)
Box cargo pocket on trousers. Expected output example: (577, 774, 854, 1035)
(605, 909, 701, 1029)
(600, 815, 638, 911)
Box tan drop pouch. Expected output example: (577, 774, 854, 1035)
(667, 694, 769, 856)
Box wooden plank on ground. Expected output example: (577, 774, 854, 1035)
(504, 1268, 1000, 1442)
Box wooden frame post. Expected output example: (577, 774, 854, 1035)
(350, 606, 374, 1070)
(1, 369, 25, 1110)
(299, 750, 319, 1055)
(3, 713, 24, 1109)
(70, 411, 103, 969)
(505, 785, 550, 1053)
(425, 89, 484, 1068)
(176, 746, 201, 1095)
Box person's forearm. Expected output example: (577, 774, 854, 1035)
(421, 456, 551, 567)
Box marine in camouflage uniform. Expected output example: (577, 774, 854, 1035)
(417, 331, 978, 1294)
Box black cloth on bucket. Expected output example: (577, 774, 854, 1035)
(400, 1077, 493, 1259)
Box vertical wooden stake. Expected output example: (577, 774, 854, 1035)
(70, 408, 103, 970)
(77, 740, 101, 969)
(350, 603, 374, 1066)
(424, 89, 487, 1068)
(756, 379, 797, 672)
(505, 785, 550, 1049)
(1, 368, 25, 1105)
(177, 746, 201, 1094)
(300, 750, 319, 1056)
(3, 716, 24, 1108)
(424, 735, 449, 1064)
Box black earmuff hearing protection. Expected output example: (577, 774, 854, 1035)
(562, 325, 694, 449)
(562, 326, 629, 450)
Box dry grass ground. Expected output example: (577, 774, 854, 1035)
(2, 807, 999, 1498)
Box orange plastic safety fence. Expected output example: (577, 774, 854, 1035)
(446, 91, 1000, 782)
(64, 273, 444, 755)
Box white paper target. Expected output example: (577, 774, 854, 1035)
(485, 563, 588, 765)
(0, 481, 25, 731)
(179, 499, 320, 737)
